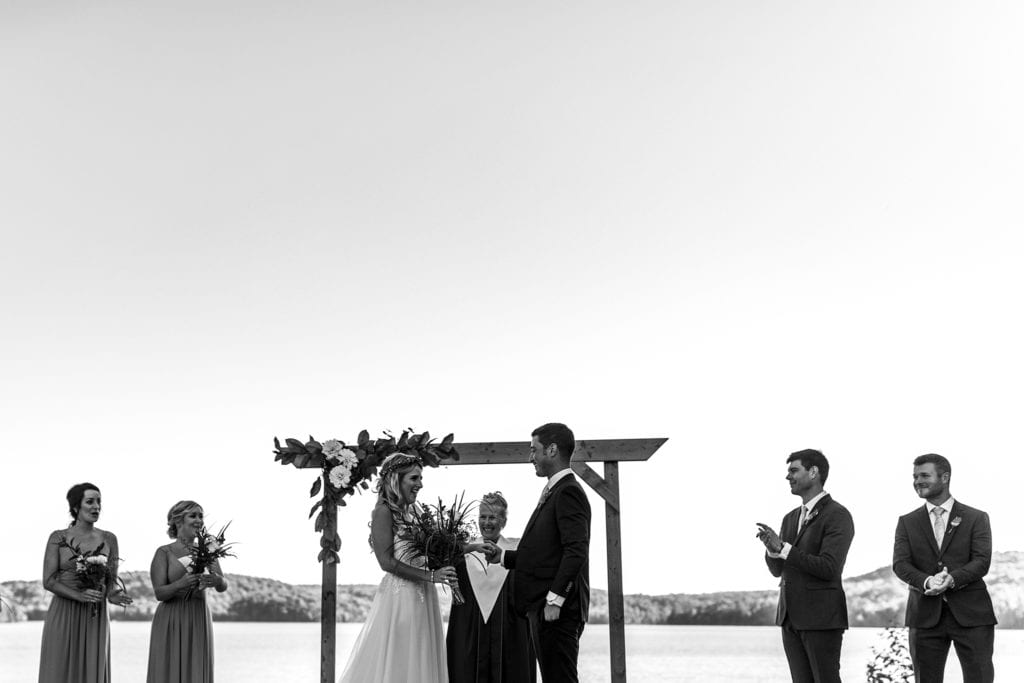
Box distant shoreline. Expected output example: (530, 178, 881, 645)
(5, 551, 1023, 627)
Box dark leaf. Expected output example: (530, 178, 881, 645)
(397, 431, 410, 450)
(294, 453, 310, 468)
(317, 548, 326, 563)
(305, 438, 323, 454)
(285, 438, 306, 451)
(441, 433, 454, 447)
(314, 512, 325, 532)
(310, 478, 322, 497)
(358, 430, 370, 447)
(273, 436, 282, 449)
(309, 500, 323, 519)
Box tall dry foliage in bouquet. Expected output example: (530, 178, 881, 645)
(183, 523, 236, 599)
(400, 493, 478, 605)
(274, 429, 459, 564)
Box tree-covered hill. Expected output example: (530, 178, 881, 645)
(4, 551, 1023, 627)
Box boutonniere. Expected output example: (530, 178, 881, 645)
(948, 516, 962, 532)
(801, 508, 821, 529)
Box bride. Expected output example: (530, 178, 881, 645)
(339, 453, 473, 682)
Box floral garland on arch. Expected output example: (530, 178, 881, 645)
(273, 430, 459, 564)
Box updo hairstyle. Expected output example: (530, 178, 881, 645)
(166, 500, 202, 539)
(480, 491, 508, 521)
(66, 482, 101, 526)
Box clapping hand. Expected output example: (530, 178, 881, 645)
(755, 523, 784, 554)
(925, 566, 953, 596)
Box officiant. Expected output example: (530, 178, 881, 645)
(447, 491, 536, 683)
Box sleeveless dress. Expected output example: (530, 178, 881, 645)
(146, 548, 215, 683)
(38, 538, 111, 683)
(338, 534, 448, 682)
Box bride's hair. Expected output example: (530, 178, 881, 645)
(375, 453, 422, 527)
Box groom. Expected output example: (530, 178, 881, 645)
(486, 422, 591, 682)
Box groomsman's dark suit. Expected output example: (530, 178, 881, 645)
(765, 494, 855, 683)
(503, 471, 591, 682)
(893, 500, 996, 683)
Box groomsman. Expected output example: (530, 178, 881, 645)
(757, 449, 855, 683)
(892, 454, 996, 683)
(486, 422, 590, 682)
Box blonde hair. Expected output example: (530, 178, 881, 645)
(166, 500, 202, 539)
(375, 454, 422, 527)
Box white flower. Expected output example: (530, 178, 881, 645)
(323, 439, 345, 462)
(338, 448, 358, 469)
(207, 540, 221, 552)
(85, 555, 108, 566)
(329, 464, 352, 489)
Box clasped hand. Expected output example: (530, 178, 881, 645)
(924, 566, 953, 596)
(478, 541, 501, 565)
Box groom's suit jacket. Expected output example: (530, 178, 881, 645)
(504, 473, 591, 622)
(892, 500, 997, 629)
(765, 495, 855, 631)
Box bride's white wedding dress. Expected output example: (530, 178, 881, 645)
(338, 534, 447, 683)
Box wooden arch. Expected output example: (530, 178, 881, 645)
(308, 437, 667, 683)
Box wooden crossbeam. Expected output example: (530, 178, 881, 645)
(447, 438, 667, 465)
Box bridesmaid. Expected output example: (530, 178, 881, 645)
(146, 500, 228, 683)
(39, 482, 132, 683)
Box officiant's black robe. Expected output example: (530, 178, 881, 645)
(446, 558, 536, 683)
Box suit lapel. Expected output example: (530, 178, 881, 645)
(793, 495, 830, 546)
(938, 502, 962, 557)
(521, 475, 572, 538)
(914, 505, 941, 555)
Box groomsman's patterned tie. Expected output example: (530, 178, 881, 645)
(536, 486, 551, 510)
(798, 505, 809, 533)
(932, 507, 946, 548)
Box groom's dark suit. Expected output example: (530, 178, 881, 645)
(503, 471, 590, 682)
(893, 500, 996, 683)
(765, 494, 854, 683)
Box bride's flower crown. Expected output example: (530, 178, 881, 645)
(378, 453, 423, 480)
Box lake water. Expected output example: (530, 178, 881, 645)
(3, 622, 1022, 681)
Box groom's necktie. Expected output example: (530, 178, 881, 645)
(536, 485, 551, 510)
(932, 507, 946, 548)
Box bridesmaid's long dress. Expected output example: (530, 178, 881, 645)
(38, 539, 111, 683)
(146, 547, 215, 683)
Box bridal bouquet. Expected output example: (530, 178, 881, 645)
(57, 536, 110, 617)
(185, 523, 235, 599)
(400, 494, 477, 605)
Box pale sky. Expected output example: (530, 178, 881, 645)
(2, 1, 1022, 596)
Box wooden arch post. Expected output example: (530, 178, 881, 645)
(448, 438, 667, 683)
(296, 436, 665, 683)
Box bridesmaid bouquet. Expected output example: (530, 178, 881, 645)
(184, 523, 236, 599)
(57, 536, 110, 617)
(401, 494, 477, 605)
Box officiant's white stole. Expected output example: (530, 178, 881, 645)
(465, 536, 514, 623)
